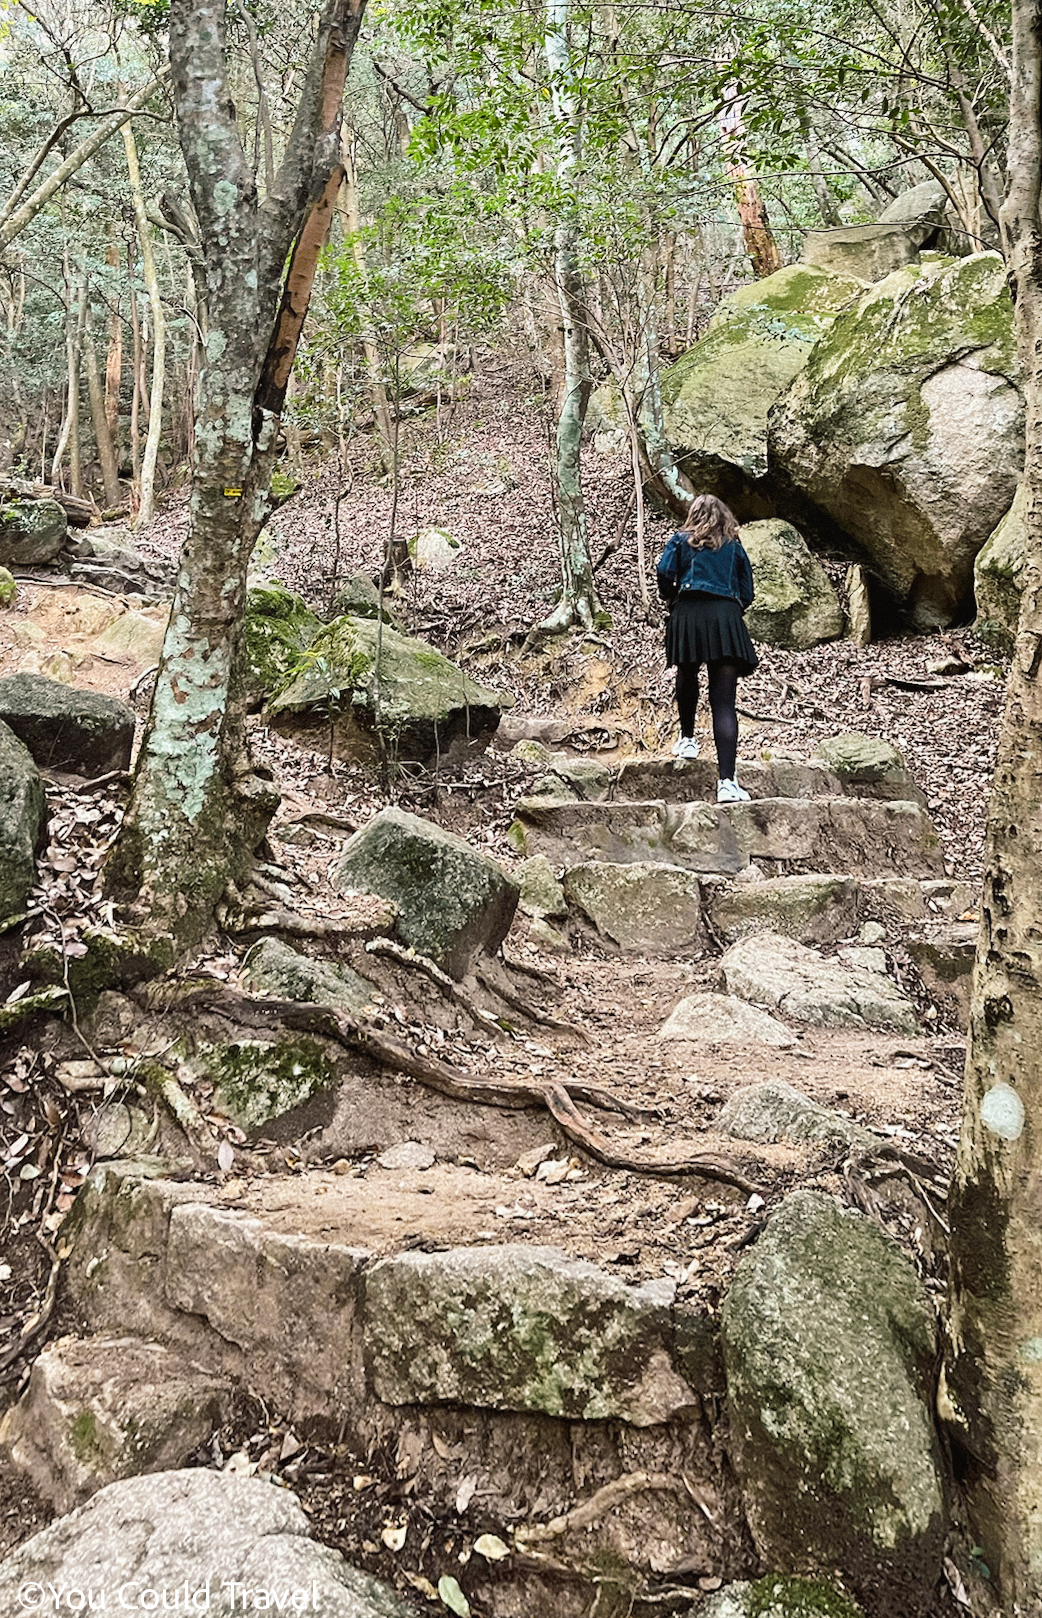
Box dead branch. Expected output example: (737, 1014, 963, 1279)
(475, 958, 590, 1042)
(0, 1236, 62, 1374)
(132, 982, 756, 1191)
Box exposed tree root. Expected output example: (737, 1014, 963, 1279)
(515, 1471, 682, 1544)
(475, 957, 591, 1042)
(365, 939, 508, 1038)
(135, 981, 758, 1193)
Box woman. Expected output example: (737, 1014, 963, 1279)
(656, 493, 758, 802)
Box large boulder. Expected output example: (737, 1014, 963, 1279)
(240, 581, 322, 706)
(974, 481, 1026, 651)
(0, 496, 67, 564)
(710, 874, 858, 946)
(768, 252, 1022, 627)
(721, 1191, 945, 1590)
(0, 672, 135, 775)
(0, 1469, 417, 1617)
(0, 718, 46, 924)
(268, 614, 512, 767)
(659, 992, 795, 1047)
(716, 1080, 870, 1151)
(811, 733, 924, 805)
(721, 932, 917, 1033)
(657, 264, 863, 515)
(0, 1334, 233, 1512)
(334, 807, 519, 977)
(741, 519, 844, 649)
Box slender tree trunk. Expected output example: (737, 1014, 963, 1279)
(719, 83, 784, 278)
(123, 122, 165, 529)
(104, 232, 122, 440)
(129, 279, 142, 486)
(945, 4, 1042, 1610)
(51, 274, 87, 494)
(807, 138, 842, 227)
(106, 0, 366, 955)
(83, 298, 122, 508)
(533, 0, 600, 638)
(340, 127, 393, 467)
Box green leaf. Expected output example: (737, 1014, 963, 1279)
(438, 1575, 471, 1616)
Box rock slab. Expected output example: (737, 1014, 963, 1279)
(563, 860, 705, 951)
(365, 1244, 714, 1425)
(0, 1334, 233, 1512)
(722, 932, 917, 1033)
(0, 672, 135, 775)
(0, 1469, 415, 1617)
(0, 717, 46, 923)
(721, 1191, 944, 1586)
(335, 807, 519, 978)
(741, 519, 844, 650)
(659, 992, 795, 1048)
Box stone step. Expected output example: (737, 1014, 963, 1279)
(510, 794, 944, 881)
(55, 1166, 740, 1597)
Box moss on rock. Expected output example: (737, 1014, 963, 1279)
(200, 1036, 336, 1131)
(741, 520, 844, 649)
(241, 582, 323, 705)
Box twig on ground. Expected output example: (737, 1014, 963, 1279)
(365, 940, 508, 1037)
(0, 1234, 62, 1374)
(515, 1472, 682, 1543)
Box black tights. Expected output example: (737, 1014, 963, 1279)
(675, 660, 740, 780)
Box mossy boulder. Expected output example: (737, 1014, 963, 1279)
(268, 614, 512, 767)
(768, 253, 1022, 627)
(799, 222, 925, 283)
(334, 807, 519, 978)
(194, 1036, 337, 1131)
(0, 718, 46, 926)
(721, 1190, 945, 1590)
(0, 672, 135, 775)
(563, 860, 706, 953)
(241, 582, 322, 706)
(0, 566, 16, 606)
(710, 874, 858, 946)
(658, 264, 862, 515)
(741, 520, 844, 649)
(974, 482, 1025, 652)
(702, 1575, 865, 1618)
(517, 855, 568, 921)
(0, 497, 67, 565)
(244, 935, 377, 1017)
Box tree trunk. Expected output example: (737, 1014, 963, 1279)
(104, 230, 122, 440)
(51, 274, 87, 495)
(105, 0, 366, 956)
(944, 2, 1042, 1608)
(719, 83, 784, 278)
(83, 299, 122, 508)
(533, 0, 601, 638)
(123, 122, 166, 529)
(340, 126, 393, 467)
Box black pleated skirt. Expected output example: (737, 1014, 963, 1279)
(665, 591, 759, 674)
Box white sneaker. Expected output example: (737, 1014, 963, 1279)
(717, 777, 750, 803)
(671, 737, 700, 760)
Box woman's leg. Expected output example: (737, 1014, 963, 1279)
(675, 663, 700, 737)
(707, 659, 740, 779)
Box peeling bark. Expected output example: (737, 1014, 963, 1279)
(106, 0, 366, 952)
(945, 2, 1042, 1607)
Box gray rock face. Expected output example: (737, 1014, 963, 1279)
(563, 860, 705, 952)
(799, 222, 924, 282)
(0, 717, 46, 923)
(974, 481, 1025, 652)
(269, 613, 512, 767)
(721, 1191, 944, 1586)
(769, 253, 1022, 628)
(0, 1469, 416, 1617)
(722, 932, 917, 1033)
(716, 1081, 869, 1150)
(0, 1335, 232, 1512)
(334, 808, 519, 978)
(365, 1244, 714, 1425)
(613, 756, 842, 805)
(244, 936, 377, 1016)
(710, 874, 858, 946)
(741, 520, 844, 649)
(907, 924, 976, 1026)
(0, 497, 67, 564)
(529, 754, 613, 801)
(331, 571, 402, 626)
(658, 264, 863, 514)
(0, 672, 135, 775)
(659, 992, 795, 1047)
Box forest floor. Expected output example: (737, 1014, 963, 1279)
(0, 367, 996, 1615)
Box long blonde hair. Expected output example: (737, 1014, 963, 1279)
(680, 493, 740, 550)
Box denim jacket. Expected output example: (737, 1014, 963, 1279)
(656, 532, 755, 610)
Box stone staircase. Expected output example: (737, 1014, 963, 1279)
(0, 739, 975, 1617)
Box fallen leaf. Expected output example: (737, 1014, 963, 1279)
(455, 1474, 477, 1513)
(437, 1576, 470, 1616)
(217, 1141, 235, 1172)
(382, 1524, 407, 1553)
(473, 1534, 509, 1562)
